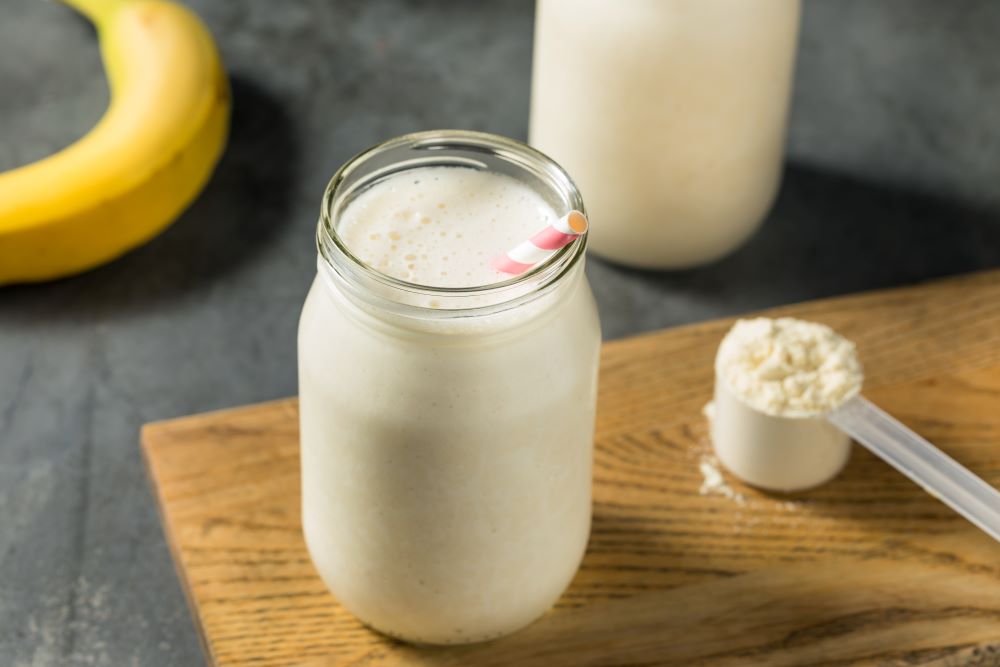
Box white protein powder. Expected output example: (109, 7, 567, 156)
(709, 317, 864, 492)
(716, 317, 863, 417)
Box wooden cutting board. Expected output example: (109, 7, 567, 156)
(142, 270, 1000, 667)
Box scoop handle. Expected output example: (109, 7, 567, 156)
(827, 395, 1000, 543)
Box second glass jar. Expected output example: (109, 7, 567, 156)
(530, 0, 801, 269)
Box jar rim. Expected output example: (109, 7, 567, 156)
(316, 130, 587, 317)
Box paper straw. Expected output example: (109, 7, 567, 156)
(492, 210, 588, 275)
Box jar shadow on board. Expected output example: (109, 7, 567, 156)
(298, 130, 602, 645)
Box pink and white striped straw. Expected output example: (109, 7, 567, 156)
(491, 210, 589, 275)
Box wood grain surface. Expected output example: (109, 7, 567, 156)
(142, 270, 1000, 667)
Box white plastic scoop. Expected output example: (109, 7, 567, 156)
(710, 317, 1000, 544)
(828, 395, 1000, 543)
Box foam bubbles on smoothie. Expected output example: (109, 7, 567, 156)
(338, 167, 558, 287)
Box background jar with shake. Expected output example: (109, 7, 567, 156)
(531, 0, 802, 268)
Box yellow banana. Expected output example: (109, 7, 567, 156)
(0, 0, 230, 285)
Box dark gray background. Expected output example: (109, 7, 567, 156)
(2, 1, 999, 665)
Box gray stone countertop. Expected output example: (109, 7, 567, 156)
(2, 1, 999, 665)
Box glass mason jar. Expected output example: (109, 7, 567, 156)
(530, 0, 801, 269)
(298, 131, 601, 645)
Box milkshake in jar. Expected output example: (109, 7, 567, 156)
(298, 131, 601, 644)
(530, 0, 801, 268)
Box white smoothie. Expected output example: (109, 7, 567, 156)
(338, 167, 557, 287)
(530, 0, 800, 268)
(299, 160, 600, 644)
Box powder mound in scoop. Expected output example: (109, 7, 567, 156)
(716, 317, 864, 417)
